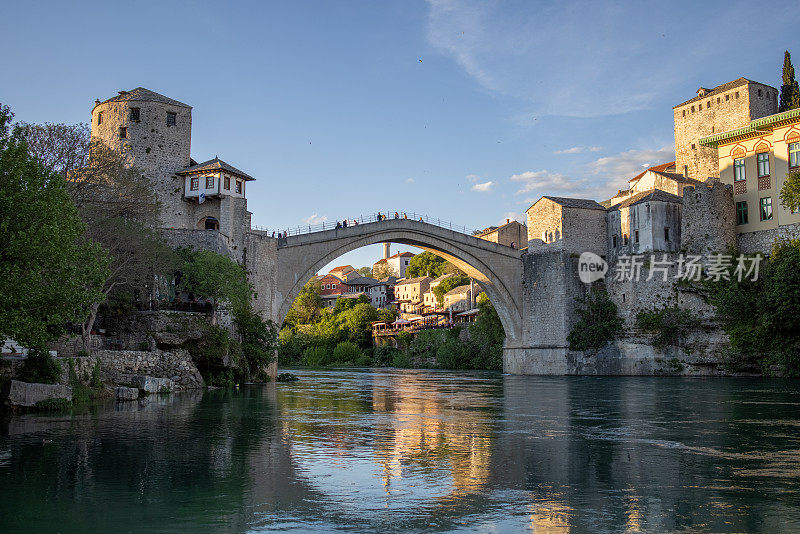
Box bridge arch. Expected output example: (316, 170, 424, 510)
(273, 219, 524, 345)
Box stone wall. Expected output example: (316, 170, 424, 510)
(737, 222, 800, 255)
(160, 228, 234, 257)
(681, 182, 737, 256)
(64, 349, 203, 390)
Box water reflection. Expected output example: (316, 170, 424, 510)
(1, 372, 799, 532)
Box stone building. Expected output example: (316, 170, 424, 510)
(442, 285, 473, 312)
(673, 78, 778, 181)
(394, 276, 431, 314)
(526, 197, 607, 255)
(475, 220, 527, 249)
(604, 162, 703, 208)
(700, 107, 800, 253)
(90, 88, 254, 260)
(373, 251, 415, 278)
(606, 190, 683, 260)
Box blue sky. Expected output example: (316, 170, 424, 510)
(2, 0, 798, 272)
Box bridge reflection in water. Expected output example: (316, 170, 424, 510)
(1, 371, 799, 532)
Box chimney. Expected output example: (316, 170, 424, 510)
(383, 242, 391, 260)
(506, 218, 510, 224)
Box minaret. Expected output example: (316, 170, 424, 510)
(383, 242, 391, 259)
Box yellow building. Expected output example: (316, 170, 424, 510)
(700, 108, 800, 236)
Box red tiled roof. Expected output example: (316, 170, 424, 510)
(628, 161, 676, 183)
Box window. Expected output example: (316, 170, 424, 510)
(760, 197, 773, 221)
(691, 143, 696, 150)
(707, 100, 711, 107)
(97, 111, 103, 125)
(757, 152, 770, 177)
(735, 91, 739, 98)
(332, 284, 336, 289)
(129, 107, 140, 121)
(205, 176, 214, 189)
(789, 142, 800, 168)
(634, 230, 639, 244)
(736, 201, 748, 225)
(612, 235, 618, 248)
(682, 110, 686, 117)
(623, 234, 628, 246)
(119, 127, 127, 139)
(664, 227, 670, 241)
(758, 88, 763, 97)
(326, 284, 331, 289)
(190, 177, 199, 191)
(725, 94, 729, 101)
(235, 180, 242, 194)
(717, 97, 721, 103)
(691, 106, 695, 113)
(224, 176, 230, 190)
(166, 112, 176, 126)
(733, 158, 746, 181)
(684, 165, 688, 176)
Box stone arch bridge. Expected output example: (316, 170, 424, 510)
(243, 218, 581, 374)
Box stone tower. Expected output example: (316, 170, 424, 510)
(673, 78, 777, 182)
(90, 88, 193, 228)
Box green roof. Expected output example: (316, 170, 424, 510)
(699, 108, 800, 148)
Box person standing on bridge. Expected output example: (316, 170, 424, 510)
(403, 212, 407, 219)
(394, 212, 399, 219)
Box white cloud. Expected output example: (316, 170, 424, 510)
(511, 170, 583, 195)
(472, 181, 494, 192)
(305, 213, 328, 225)
(587, 146, 674, 178)
(554, 146, 603, 155)
(406, 177, 415, 183)
(465, 174, 482, 182)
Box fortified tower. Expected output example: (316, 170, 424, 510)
(673, 78, 777, 182)
(90, 88, 193, 228)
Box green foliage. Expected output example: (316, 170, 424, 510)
(779, 50, 800, 112)
(405, 252, 447, 278)
(433, 275, 471, 306)
(356, 266, 372, 278)
(636, 307, 695, 351)
(180, 249, 251, 315)
(19, 349, 62, 385)
(284, 277, 323, 326)
(465, 296, 505, 370)
(33, 398, 72, 412)
(302, 346, 330, 367)
(234, 309, 277, 381)
(373, 345, 401, 366)
(67, 358, 90, 405)
(333, 341, 362, 364)
(90, 358, 102, 388)
(567, 287, 624, 352)
(0, 104, 110, 350)
(779, 171, 800, 213)
(187, 324, 238, 383)
(391, 351, 413, 368)
(709, 239, 800, 376)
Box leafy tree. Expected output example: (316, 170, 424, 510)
(356, 266, 372, 277)
(709, 240, 800, 375)
(405, 252, 447, 278)
(779, 171, 800, 213)
(180, 250, 252, 321)
(333, 341, 362, 363)
(779, 50, 800, 112)
(567, 287, 623, 352)
(285, 277, 324, 325)
(433, 275, 471, 306)
(466, 294, 505, 370)
(234, 308, 278, 380)
(372, 261, 398, 280)
(339, 302, 378, 347)
(0, 104, 109, 351)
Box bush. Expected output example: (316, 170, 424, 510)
(90, 358, 102, 388)
(333, 341, 362, 364)
(302, 346, 330, 367)
(567, 287, 624, 352)
(373, 345, 401, 366)
(276, 372, 299, 382)
(392, 351, 412, 368)
(19, 349, 62, 384)
(355, 354, 372, 367)
(67, 358, 91, 404)
(636, 307, 695, 350)
(435, 338, 467, 369)
(33, 398, 71, 412)
(234, 309, 277, 381)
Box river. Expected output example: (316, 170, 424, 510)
(1, 369, 799, 532)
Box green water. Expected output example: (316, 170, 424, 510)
(1, 370, 799, 532)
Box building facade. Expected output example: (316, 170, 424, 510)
(673, 78, 778, 181)
(475, 220, 527, 249)
(700, 108, 800, 252)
